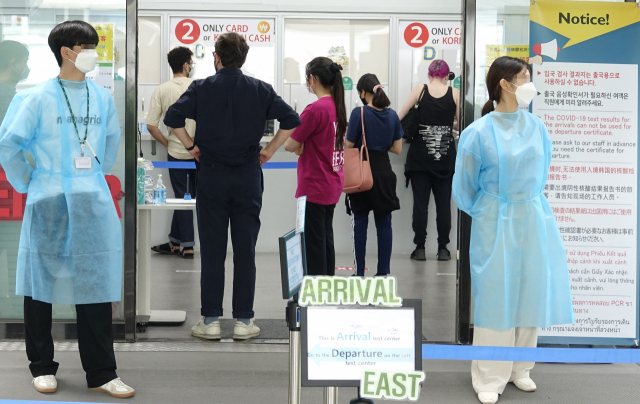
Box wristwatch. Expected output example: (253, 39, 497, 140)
(186, 142, 196, 151)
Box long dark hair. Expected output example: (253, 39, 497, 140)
(482, 56, 531, 116)
(356, 73, 391, 109)
(305, 57, 346, 149)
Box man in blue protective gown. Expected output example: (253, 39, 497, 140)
(0, 21, 135, 398)
(164, 32, 300, 340)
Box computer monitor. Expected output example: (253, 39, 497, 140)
(279, 230, 307, 300)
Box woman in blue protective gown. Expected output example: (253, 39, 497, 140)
(452, 56, 574, 404)
(0, 21, 134, 398)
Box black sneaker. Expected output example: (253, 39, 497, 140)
(410, 247, 426, 261)
(151, 242, 179, 255)
(437, 246, 451, 261)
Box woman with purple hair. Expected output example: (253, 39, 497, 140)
(398, 59, 459, 262)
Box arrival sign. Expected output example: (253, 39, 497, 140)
(301, 303, 420, 386)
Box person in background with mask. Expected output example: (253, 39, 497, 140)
(165, 33, 300, 341)
(0, 21, 135, 398)
(148, 46, 198, 259)
(398, 60, 459, 262)
(0, 40, 30, 125)
(345, 74, 402, 277)
(283, 57, 346, 277)
(452, 56, 573, 404)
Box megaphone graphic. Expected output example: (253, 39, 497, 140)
(532, 38, 559, 60)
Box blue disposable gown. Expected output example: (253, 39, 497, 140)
(452, 111, 574, 330)
(0, 78, 122, 305)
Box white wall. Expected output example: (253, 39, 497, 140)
(140, 0, 462, 15)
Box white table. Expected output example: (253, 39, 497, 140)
(137, 199, 196, 329)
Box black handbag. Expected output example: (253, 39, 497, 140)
(400, 85, 427, 142)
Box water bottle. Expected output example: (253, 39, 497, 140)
(153, 174, 167, 205)
(137, 158, 145, 205)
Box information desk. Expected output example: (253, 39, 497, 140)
(137, 199, 196, 330)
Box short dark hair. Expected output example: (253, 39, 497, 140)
(167, 46, 194, 74)
(0, 41, 29, 71)
(214, 33, 249, 69)
(48, 21, 99, 67)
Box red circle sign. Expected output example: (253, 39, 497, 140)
(175, 19, 200, 45)
(404, 23, 429, 48)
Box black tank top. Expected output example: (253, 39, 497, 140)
(405, 86, 457, 173)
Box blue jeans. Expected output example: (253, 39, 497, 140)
(168, 154, 197, 248)
(353, 212, 392, 276)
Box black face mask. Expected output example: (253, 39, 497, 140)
(360, 97, 367, 105)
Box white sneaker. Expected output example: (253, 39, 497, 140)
(512, 377, 537, 392)
(191, 317, 221, 340)
(90, 377, 135, 398)
(33, 375, 57, 393)
(233, 318, 260, 340)
(477, 392, 499, 404)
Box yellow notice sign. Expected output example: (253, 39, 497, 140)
(530, 0, 640, 48)
(92, 23, 114, 62)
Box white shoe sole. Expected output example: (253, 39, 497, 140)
(512, 383, 536, 392)
(233, 331, 260, 340)
(34, 386, 57, 394)
(90, 387, 135, 398)
(191, 330, 221, 340)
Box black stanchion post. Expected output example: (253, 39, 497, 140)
(349, 387, 374, 404)
(287, 297, 301, 404)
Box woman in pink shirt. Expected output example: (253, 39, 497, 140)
(284, 57, 346, 276)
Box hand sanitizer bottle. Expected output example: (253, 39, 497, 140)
(154, 174, 167, 205)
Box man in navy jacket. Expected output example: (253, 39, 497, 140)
(165, 32, 300, 340)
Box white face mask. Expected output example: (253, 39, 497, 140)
(14, 64, 29, 83)
(66, 48, 98, 73)
(306, 77, 315, 94)
(507, 81, 537, 107)
(187, 63, 196, 79)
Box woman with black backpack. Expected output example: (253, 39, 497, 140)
(398, 59, 459, 262)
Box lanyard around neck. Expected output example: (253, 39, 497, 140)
(57, 76, 89, 156)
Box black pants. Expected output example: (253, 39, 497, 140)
(198, 162, 262, 319)
(24, 297, 117, 388)
(411, 171, 453, 248)
(168, 154, 198, 248)
(305, 202, 336, 276)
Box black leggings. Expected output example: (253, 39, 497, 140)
(304, 202, 336, 276)
(411, 171, 453, 248)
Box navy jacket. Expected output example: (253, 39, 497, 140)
(164, 68, 300, 166)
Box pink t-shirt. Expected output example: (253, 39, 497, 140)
(291, 97, 344, 205)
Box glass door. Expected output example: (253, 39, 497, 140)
(0, 0, 136, 340)
(458, 0, 531, 344)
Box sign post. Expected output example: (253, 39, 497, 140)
(280, 229, 307, 404)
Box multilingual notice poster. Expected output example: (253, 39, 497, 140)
(530, 0, 640, 344)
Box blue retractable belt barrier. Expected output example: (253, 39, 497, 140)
(422, 345, 640, 363)
(0, 401, 114, 404)
(150, 161, 297, 169)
